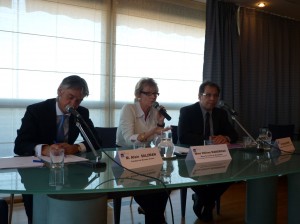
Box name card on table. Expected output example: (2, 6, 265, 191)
(113, 147, 163, 170)
(185, 144, 231, 163)
(275, 137, 295, 154)
(112, 164, 162, 186)
(185, 159, 231, 177)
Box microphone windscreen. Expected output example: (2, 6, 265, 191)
(65, 105, 73, 113)
(152, 101, 159, 109)
(218, 100, 225, 107)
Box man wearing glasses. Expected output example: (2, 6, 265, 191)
(178, 81, 238, 222)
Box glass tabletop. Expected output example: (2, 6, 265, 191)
(0, 143, 300, 195)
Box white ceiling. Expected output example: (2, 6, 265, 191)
(194, 0, 300, 21)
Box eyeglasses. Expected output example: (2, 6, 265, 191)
(201, 93, 219, 98)
(141, 91, 160, 97)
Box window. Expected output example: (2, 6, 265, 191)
(0, 0, 206, 157)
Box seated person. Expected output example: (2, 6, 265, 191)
(178, 81, 238, 222)
(116, 77, 170, 224)
(14, 75, 101, 224)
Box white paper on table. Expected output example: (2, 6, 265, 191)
(0, 156, 44, 169)
(174, 146, 190, 155)
(38, 155, 88, 164)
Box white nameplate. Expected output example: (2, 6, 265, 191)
(112, 164, 162, 186)
(113, 147, 163, 169)
(185, 144, 231, 163)
(185, 160, 231, 177)
(275, 137, 295, 154)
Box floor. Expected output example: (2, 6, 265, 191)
(10, 179, 288, 224)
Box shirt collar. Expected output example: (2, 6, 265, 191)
(56, 102, 70, 116)
(199, 103, 211, 116)
(135, 102, 145, 118)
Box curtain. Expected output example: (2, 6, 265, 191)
(204, 0, 300, 138)
(0, 0, 206, 157)
(238, 7, 300, 137)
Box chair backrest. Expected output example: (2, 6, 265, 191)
(95, 127, 117, 148)
(268, 124, 295, 141)
(171, 125, 178, 144)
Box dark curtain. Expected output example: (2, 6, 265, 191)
(204, 0, 300, 138)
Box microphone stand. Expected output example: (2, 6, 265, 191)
(232, 115, 283, 156)
(230, 115, 263, 151)
(75, 119, 104, 168)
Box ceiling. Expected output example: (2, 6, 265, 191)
(195, 0, 300, 21)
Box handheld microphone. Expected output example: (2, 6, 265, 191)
(218, 100, 238, 116)
(152, 102, 172, 121)
(65, 105, 82, 118)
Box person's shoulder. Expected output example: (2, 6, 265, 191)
(77, 105, 89, 113)
(27, 98, 55, 109)
(180, 102, 199, 111)
(121, 103, 135, 111)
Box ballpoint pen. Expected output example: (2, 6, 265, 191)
(32, 159, 44, 163)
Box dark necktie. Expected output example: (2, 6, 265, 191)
(204, 112, 211, 140)
(56, 115, 66, 143)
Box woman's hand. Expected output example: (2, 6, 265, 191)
(152, 126, 171, 136)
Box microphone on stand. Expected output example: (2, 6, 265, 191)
(65, 105, 82, 119)
(218, 100, 261, 150)
(152, 102, 172, 121)
(218, 100, 238, 116)
(65, 105, 105, 169)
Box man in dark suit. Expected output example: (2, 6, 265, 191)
(178, 81, 238, 222)
(14, 75, 101, 224)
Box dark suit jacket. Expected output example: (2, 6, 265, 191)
(14, 98, 101, 156)
(178, 102, 238, 146)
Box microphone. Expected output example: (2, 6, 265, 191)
(152, 102, 172, 121)
(218, 100, 238, 116)
(65, 105, 105, 169)
(65, 105, 82, 119)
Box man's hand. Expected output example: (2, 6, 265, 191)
(211, 135, 230, 144)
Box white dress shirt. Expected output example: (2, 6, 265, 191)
(116, 102, 160, 148)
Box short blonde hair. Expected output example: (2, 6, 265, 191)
(134, 78, 159, 100)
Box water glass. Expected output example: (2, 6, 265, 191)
(204, 139, 213, 145)
(50, 146, 64, 168)
(158, 130, 175, 158)
(49, 167, 64, 188)
(258, 128, 272, 150)
(243, 136, 252, 148)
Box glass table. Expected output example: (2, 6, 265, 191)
(1, 144, 300, 224)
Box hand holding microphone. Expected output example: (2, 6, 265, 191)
(152, 102, 172, 121)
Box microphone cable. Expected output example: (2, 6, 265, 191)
(99, 148, 175, 224)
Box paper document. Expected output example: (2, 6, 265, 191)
(38, 155, 88, 164)
(174, 146, 190, 155)
(0, 156, 44, 169)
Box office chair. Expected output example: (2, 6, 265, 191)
(94, 127, 118, 148)
(170, 125, 178, 145)
(268, 124, 295, 141)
